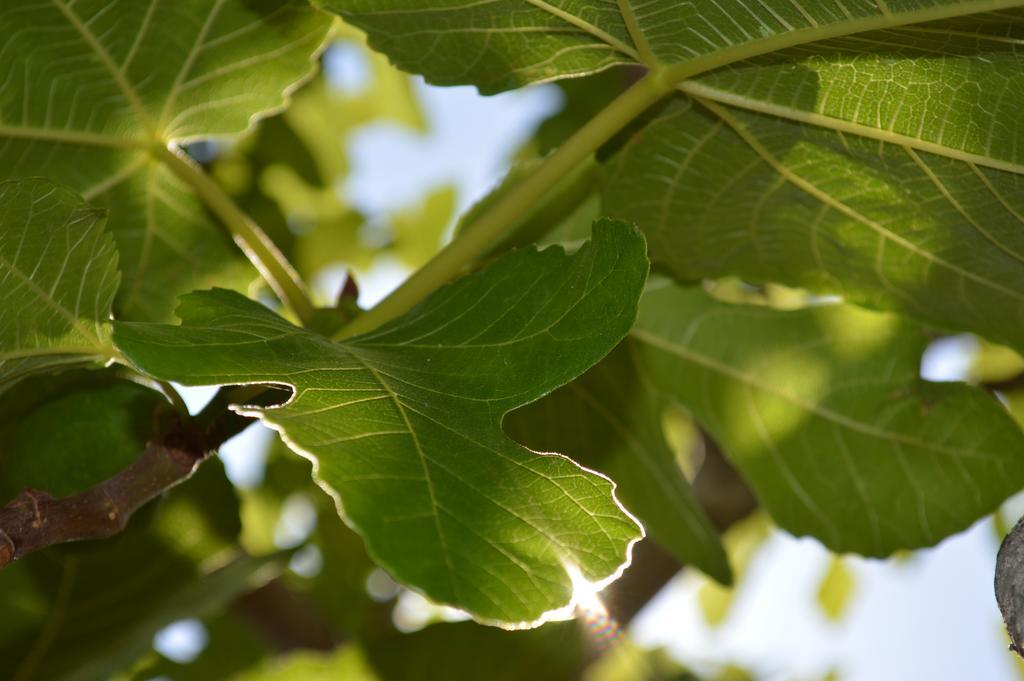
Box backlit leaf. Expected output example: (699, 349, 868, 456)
(605, 90, 1024, 350)
(603, 9, 1024, 349)
(0, 0, 332, 319)
(0, 180, 118, 390)
(328, 1, 1023, 93)
(113, 220, 648, 626)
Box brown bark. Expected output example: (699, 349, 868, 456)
(0, 442, 203, 567)
(231, 579, 338, 651)
(0, 387, 279, 567)
(608, 435, 758, 625)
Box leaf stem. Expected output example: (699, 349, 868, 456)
(155, 144, 315, 327)
(334, 71, 672, 340)
(156, 380, 189, 414)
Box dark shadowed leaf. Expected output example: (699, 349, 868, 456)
(629, 281, 1024, 555)
(364, 620, 585, 681)
(0, 370, 165, 502)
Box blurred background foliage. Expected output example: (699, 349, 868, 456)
(207, 23, 455, 309)
(5, 21, 1024, 681)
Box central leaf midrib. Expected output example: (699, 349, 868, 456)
(346, 351, 461, 603)
(615, 0, 657, 66)
(0, 124, 147, 150)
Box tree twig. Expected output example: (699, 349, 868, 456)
(230, 579, 338, 652)
(0, 441, 202, 567)
(0, 390, 282, 567)
(154, 144, 315, 327)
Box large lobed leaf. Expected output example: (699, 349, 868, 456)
(323, 0, 636, 94)
(602, 7, 1024, 350)
(629, 281, 1024, 555)
(0, 0, 332, 319)
(329, 0, 1024, 92)
(113, 220, 648, 626)
(606, 36, 1024, 349)
(0, 179, 118, 389)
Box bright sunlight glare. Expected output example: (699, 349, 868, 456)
(567, 562, 607, 616)
(566, 562, 622, 651)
